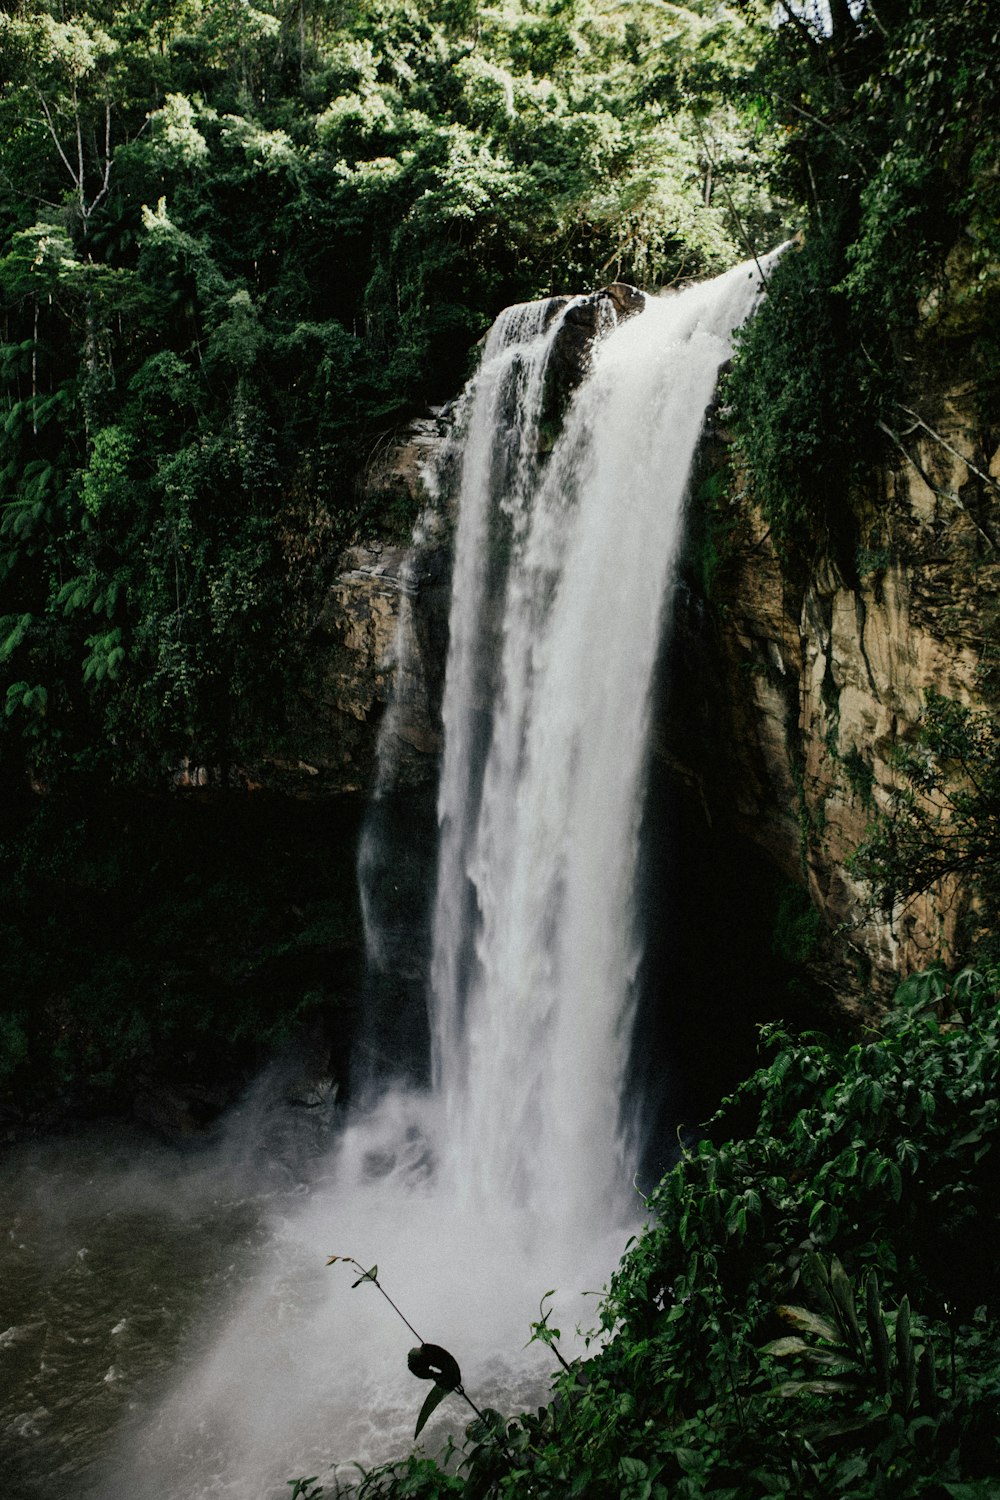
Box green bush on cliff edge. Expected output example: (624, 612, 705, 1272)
(727, 0, 1000, 564)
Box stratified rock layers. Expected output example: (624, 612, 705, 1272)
(699, 381, 1000, 988)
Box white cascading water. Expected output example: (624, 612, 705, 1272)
(100, 255, 771, 1500)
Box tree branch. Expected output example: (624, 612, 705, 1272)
(74, 85, 85, 215)
(772, 90, 875, 167)
(876, 418, 996, 552)
(34, 89, 80, 191)
(773, 0, 822, 49)
(86, 99, 113, 219)
(828, 0, 859, 48)
(862, 0, 891, 41)
(896, 403, 1000, 499)
(690, 111, 770, 286)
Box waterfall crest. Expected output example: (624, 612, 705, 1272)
(105, 255, 773, 1500)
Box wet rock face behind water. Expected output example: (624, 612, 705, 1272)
(297, 531, 451, 790)
(540, 282, 646, 436)
(258, 286, 647, 801)
(261, 418, 453, 798)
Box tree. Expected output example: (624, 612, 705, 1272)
(727, 0, 1000, 559)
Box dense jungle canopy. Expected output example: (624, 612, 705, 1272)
(2, 0, 999, 1099)
(2, 0, 994, 786)
(0, 0, 777, 782)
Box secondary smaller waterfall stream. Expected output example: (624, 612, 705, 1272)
(1, 254, 775, 1500)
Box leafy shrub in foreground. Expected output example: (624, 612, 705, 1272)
(305, 966, 1000, 1497)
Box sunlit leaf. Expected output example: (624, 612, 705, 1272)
(773, 1378, 854, 1398)
(775, 1305, 841, 1344)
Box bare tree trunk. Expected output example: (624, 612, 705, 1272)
(299, 0, 306, 85)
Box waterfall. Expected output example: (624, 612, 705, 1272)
(424, 256, 781, 1259)
(429, 263, 768, 1245)
(102, 255, 772, 1500)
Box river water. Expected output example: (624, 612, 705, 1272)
(0, 1104, 301, 1498)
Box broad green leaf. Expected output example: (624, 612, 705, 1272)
(829, 1257, 863, 1348)
(413, 1382, 450, 1440)
(773, 1377, 854, 1397)
(775, 1305, 841, 1343)
(762, 1335, 813, 1358)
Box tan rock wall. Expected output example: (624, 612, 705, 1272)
(254, 420, 451, 797)
(712, 388, 1000, 987)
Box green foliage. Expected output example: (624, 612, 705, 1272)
(0, 790, 362, 1120)
(841, 746, 875, 808)
(727, 230, 883, 558)
(0, 1013, 29, 1081)
(852, 692, 1000, 952)
(772, 882, 823, 966)
(686, 464, 736, 601)
(325, 967, 1000, 1498)
(727, 0, 1000, 561)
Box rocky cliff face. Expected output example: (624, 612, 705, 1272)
(687, 375, 1000, 995)
(247, 417, 452, 799)
(277, 281, 997, 1003)
(261, 284, 648, 803)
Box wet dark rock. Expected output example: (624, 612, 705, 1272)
(541, 283, 646, 435)
(132, 1079, 221, 1140)
(283, 1076, 338, 1109)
